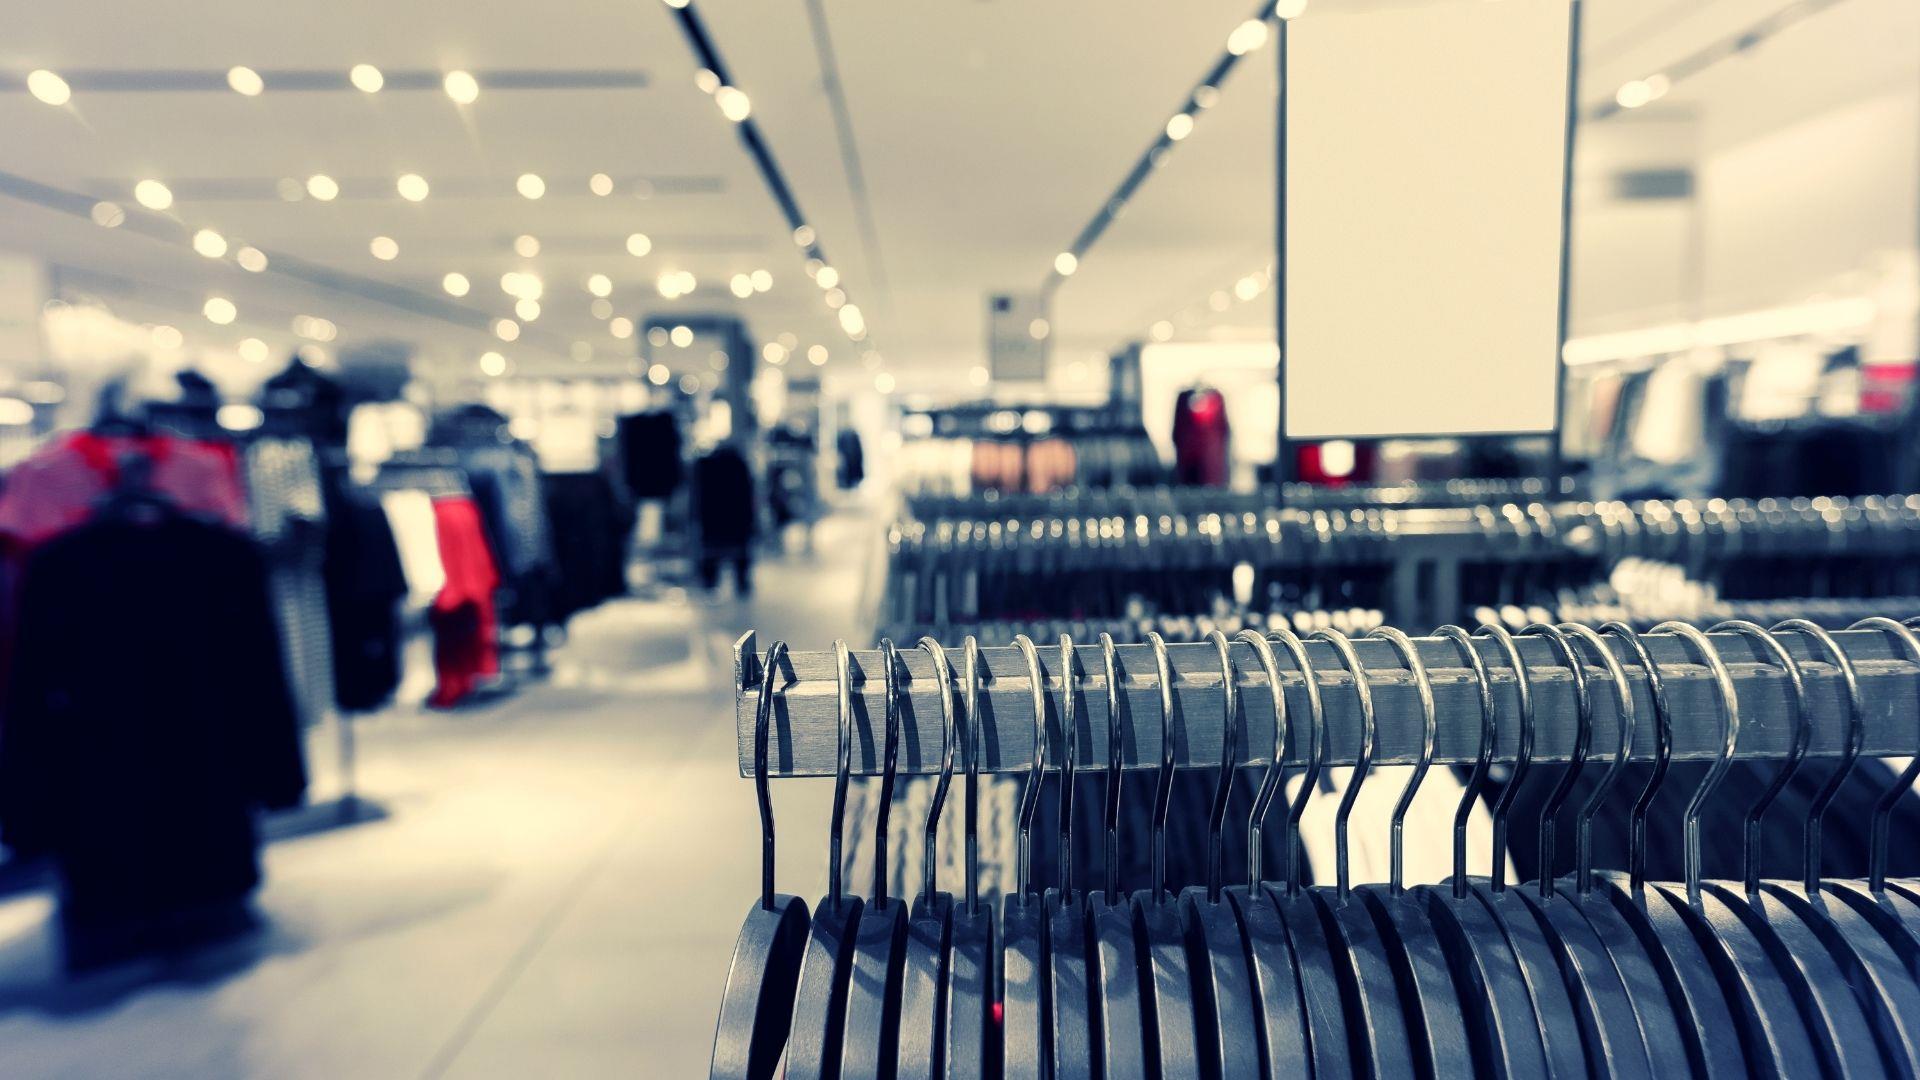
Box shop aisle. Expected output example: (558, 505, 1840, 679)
(0, 505, 878, 1079)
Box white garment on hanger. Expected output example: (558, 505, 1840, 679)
(380, 488, 445, 607)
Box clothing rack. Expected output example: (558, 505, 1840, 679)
(904, 476, 1577, 520)
(732, 623, 1920, 778)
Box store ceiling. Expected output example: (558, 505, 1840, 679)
(0, 0, 1913, 391)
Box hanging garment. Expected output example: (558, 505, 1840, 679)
(693, 445, 757, 553)
(0, 514, 305, 924)
(246, 436, 335, 729)
(617, 411, 685, 499)
(542, 472, 629, 620)
(0, 430, 249, 546)
(258, 356, 350, 446)
(322, 476, 407, 713)
(428, 496, 500, 708)
(459, 443, 557, 627)
(836, 428, 865, 489)
(1172, 387, 1232, 487)
(381, 488, 447, 607)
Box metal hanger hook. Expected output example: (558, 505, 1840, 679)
(1559, 623, 1636, 899)
(1311, 628, 1372, 900)
(1651, 621, 1740, 905)
(1478, 624, 1534, 895)
(829, 640, 853, 910)
(1769, 619, 1862, 894)
(1851, 618, 1920, 892)
(915, 636, 957, 905)
(1369, 626, 1436, 897)
(962, 635, 982, 916)
(1521, 622, 1589, 902)
(1099, 632, 1124, 899)
(1599, 622, 1672, 897)
(1146, 631, 1176, 904)
(1435, 626, 1494, 900)
(1057, 633, 1079, 900)
(871, 639, 904, 905)
(1708, 620, 1807, 897)
(1012, 634, 1048, 900)
(1204, 630, 1239, 903)
(1236, 629, 1290, 891)
(755, 640, 791, 912)
(1267, 627, 1323, 897)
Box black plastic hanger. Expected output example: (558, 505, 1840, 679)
(1226, 629, 1312, 1079)
(1311, 628, 1417, 1079)
(1463, 625, 1590, 1080)
(1509, 622, 1654, 1079)
(1418, 625, 1552, 1079)
(1047, 635, 1096, 1077)
(842, 640, 910, 1078)
(1552, 623, 1693, 1075)
(1642, 622, 1823, 1078)
(1090, 633, 1152, 1079)
(1752, 620, 1920, 1075)
(1003, 635, 1050, 1079)
(1591, 622, 1750, 1079)
(897, 639, 959, 1080)
(944, 638, 995, 1079)
(1133, 631, 1203, 1078)
(1358, 627, 1476, 1080)
(1178, 631, 1263, 1077)
(786, 641, 865, 1080)
(711, 641, 814, 1080)
(1261, 625, 1356, 1080)
(1703, 620, 1883, 1077)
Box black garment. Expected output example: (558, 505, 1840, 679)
(258, 355, 349, 446)
(321, 474, 407, 712)
(693, 445, 757, 549)
(836, 428, 865, 489)
(0, 515, 306, 924)
(542, 472, 629, 620)
(698, 554, 753, 596)
(618, 412, 684, 499)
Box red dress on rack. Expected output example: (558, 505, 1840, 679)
(428, 496, 500, 708)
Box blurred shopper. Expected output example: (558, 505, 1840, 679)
(692, 442, 756, 597)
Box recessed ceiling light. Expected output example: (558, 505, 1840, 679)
(307, 174, 339, 201)
(587, 273, 612, 297)
(1150, 320, 1174, 342)
(750, 269, 772, 292)
(670, 325, 693, 347)
(515, 298, 541, 321)
(838, 305, 865, 337)
(610, 317, 635, 339)
(90, 201, 124, 228)
(777, 331, 798, 350)
(396, 173, 429, 201)
(763, 343, 786, 364)
(442, 273, 470, 297)
(192, 228, 228, 258)
(227, 66, 264, 96)
(1226, 19, 1270, 56)
(824, 288, 846, 309)
(969, 366, 989, 387)
(350, 64, 384, 93)
(276, 178, 305, 202)
(516, 173, 545, 200)
(815, 266, 840, 289)
(648, 327, 669, 347)
(479, 351, 507, 377)
(151, 324, 185, 350)
(237, 246, 268, 272)
(1054, 252, 1078, 276)
(1273, 0, 1307, 20)
(494, 318, 520, 342)
(369, 235, 399, 260)
(648, 363, 670, 386)
(444, 70, 480, 104)
(134, 179, 173, 210)
(1028, 318, 1050, 340)
(807, 344, 828, 365)
(693, 69, 720, 95)
(875, 371, 895, 394)
(714, 86, 751, 123)
(203, 296, 237, 325)
(1165, 113, 1194, 141)
(589, 173, 614, 197)
(591, 298, 614, 319)
(729, 274, 753, 299)
(515, 234, 541, 258)
(626, 233, 652, 257)
(26, 70, 71, 107)
(238, 338, 270, 364)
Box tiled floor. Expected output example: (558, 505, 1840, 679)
(0, 506, 876, 1078)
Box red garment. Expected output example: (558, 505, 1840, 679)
(0, 431, 248, 546)
(428, 496, 500, 708)
(1171, 388, 1231, 487)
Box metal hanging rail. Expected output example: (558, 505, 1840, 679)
(734, 625, 1920, 779)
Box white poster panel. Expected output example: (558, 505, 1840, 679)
(1284, 0, 1571, 439)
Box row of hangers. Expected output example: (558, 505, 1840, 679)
(715, 614, 1920, 1079)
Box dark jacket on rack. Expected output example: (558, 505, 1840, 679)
(618, 411, 684, 499)
(693, 445, 757, 551)
(0, 514, 306, 920)
(322, 476, 408, 713)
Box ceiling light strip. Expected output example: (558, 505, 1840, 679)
(1044, 0, 1279, 293)
(661, 0, 876, 348)
(1587, 0, 1846, 120)
(0, 69, 649, 93)
(800, 0, 894, 327)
